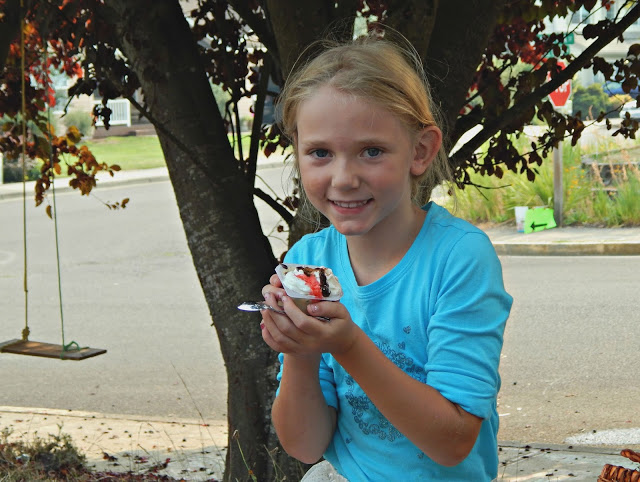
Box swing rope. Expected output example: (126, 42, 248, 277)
(46, 95, 70, 351)
(20, 0, 29, 342)
(19, 3, 84, 355)
(46, 87, 83, 354)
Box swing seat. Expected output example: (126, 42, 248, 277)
(0, 339, 106, 360)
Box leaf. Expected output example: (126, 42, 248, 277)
(53, 162, 62, 175)
(121, 198, 129, 208)
(66, 125, 82, 144)
(526, 168, 535, 182)
(583, 0, 597, 11)
(622, 77, 638, 93)
(46, 205, 52, 219)
(628, 43, 640, 57)
(582, 24, 599, 40)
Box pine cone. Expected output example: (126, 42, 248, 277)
(621, 449, 640, 464)
(599, 463, 640, 482)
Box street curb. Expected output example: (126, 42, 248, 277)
(493, 242, 640, 256)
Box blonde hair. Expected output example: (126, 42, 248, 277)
(278, 33, 453, 221)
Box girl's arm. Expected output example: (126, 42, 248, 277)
(270, 353, 337, 464)
(332, 326, 482, 467)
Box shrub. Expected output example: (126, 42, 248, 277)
(0, 427, 86, 480)
(572, 82, 622, 119)
(445, 142, 640, 227)
(2, 156, 40, 183)
(59, 110, 93, 138)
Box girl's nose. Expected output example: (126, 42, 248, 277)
(331, 159, 359, 190)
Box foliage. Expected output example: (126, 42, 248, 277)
(59, 109, 93, 137)
(0, 427, 86, 480)
(572, 82, 625, 119)
(1, 154, 40, 182)
(2, 1, 640, 213)
(0, 427, 199, 481)
(446, 140, 640, 227)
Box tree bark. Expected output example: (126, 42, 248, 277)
(265, 0, 358, 77)
(383, 0, 438, 60)
(104, 1, 289, 479)
(426, 0, 508, 145)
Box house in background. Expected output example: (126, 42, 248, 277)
(52, 70, 155, 139)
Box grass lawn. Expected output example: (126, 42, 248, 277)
(81, 135, 166, 171)
(80, 134, 254, 171)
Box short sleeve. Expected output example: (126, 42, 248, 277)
(425, 233, 512, 419)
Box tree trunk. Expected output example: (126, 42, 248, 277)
(265, 0, 358, 77)
(105, 1, 293, 479)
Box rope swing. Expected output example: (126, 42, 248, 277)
(0, 4, 106, 360)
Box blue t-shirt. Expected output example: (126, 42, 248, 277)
(277, 202, 513, 481)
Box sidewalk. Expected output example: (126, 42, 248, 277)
(2, 406, 638, 481)
(0, 406, 228, 481)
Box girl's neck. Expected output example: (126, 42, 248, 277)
(346, 206, 426, 286)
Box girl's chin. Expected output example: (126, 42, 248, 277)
(329, 220, 373, 237)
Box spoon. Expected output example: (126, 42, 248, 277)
(237, 301, 286, 315)
(237, 301, 330, 321)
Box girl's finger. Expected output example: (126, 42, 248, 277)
(270, 273, 283, 287)
(261, 312, 299, 351)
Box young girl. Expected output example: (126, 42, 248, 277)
(260, 34, 512, 481)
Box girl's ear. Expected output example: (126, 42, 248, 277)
(411, 126, 442, 176)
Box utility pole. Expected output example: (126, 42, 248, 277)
(553, 141, 563, 227)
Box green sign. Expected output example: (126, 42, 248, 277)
(524, 207, 557, 234)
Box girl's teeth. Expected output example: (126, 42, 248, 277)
(334, 200, 367, 208)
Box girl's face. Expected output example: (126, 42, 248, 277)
(295, 84, 440, 240)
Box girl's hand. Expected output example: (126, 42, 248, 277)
(261, 293, 360, 357)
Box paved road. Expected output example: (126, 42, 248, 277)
(1, 172, 639, 449)
(497, 255, 640, 446)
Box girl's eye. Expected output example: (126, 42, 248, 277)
(311, 149, 330, 158)
(364, 147, 382, 157)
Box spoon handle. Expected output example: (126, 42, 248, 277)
(237, 301, 330, 321)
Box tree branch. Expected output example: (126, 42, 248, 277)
(450, 4, 640, 170)
(246, 54, 271, 184)
(227, 0, 278, 57)
(254, 187, 294, 226)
